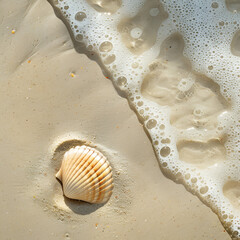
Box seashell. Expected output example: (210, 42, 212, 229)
(56, 145, 114, 204)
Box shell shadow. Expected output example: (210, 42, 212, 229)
(63, 196, 105, 215)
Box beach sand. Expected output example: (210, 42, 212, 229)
(0, 1, 231, 239)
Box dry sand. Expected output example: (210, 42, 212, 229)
(0, 0, 231, 239)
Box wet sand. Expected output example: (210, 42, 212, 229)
(0, 1, 231, 239)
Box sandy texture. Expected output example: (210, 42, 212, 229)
(0, 1, 231, 239)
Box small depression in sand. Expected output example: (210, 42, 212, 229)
(33, 137, 132, 222)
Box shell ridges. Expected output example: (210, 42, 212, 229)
(56, 145, 114, 203)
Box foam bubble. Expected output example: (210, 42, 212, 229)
(75, 12, 87, 21)
(130, 27, 143, 39)
(99, 41, 113, 52)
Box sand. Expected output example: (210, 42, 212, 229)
(0, 0, 231, 239)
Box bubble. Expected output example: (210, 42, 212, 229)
(65, 233, 71, 240)
(200, 186, 209, 194)
(162, 162, 168, 167)
(232, 231, 239, 238)
(117, 76, 127, 86)
(130, 27, 143, 39)
(103, 54, 116, 64)
(208, 65, 213, 70)
(211, 2, 219, 8)
(146, 119, 157, 129)
(159, 124, 165, 130)
(161, 138, 171, 144)
(131, 62, 139, 68)
(219, 21, 225, 26)
(185, 174, 191, 180)
(99, 41, 113, 52)
(87, 45, 93, 51)
(75, 34, 83, 42)
(160, 146, 171, 157)
(193, 108, 204, 117)
(191, 177, 197, 183)
(75, 12, 87, 21)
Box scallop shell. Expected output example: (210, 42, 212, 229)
(56, 145, 114, 203)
